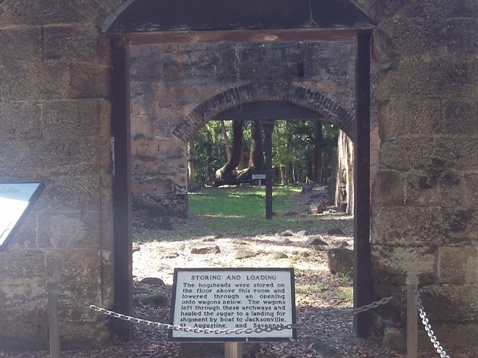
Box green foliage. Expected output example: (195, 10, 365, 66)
(191, 121, 228, 186)
(273, 120, 338, 184)
(191, 119, 339, 186)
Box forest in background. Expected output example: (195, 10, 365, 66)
(188, 120, 339, 188)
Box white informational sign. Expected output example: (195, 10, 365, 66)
(169, 268, 296, 341)
(0, 182, 44, 249)
(251, 174, 266, 180)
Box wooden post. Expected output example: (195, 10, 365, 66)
(225, 342, 242, 358)
(111, 38, 134, 340)
(262, 120, 274, 220)
(47, 282, 61, 358)
(407, 273, 419, 358)
(353, 29, 372, 337)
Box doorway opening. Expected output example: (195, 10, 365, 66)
(107, 0, 373, 343)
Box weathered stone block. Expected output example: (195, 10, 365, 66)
(42, 25, 109, 63)
(372, 245, 437, 280)
(36, 212, 100, 249)
(405, 172, 476, 208)
(442, 99, 478, 136)
(381, 137, 478, 172)
(40, 137, 99, 175)
(0, 27, 42, 64)
(58, 249, 105, 300)
(371, 170, 405, 207)
(0, 101, 42, 140)
(131, 137, 159, 160)
(69, 63, 110, 99)
(438, 246, 478, 284)
(418, 284, 478, 322)
(42, 175, 99, 210)
(422, 322, 478, 349)
(0, 62, 70, 100)
(42, 99, 101, 139)
(407, 138, 461, 171)
(421, 0, 478, 19)
(55, 320, 110, 350)
(0, 250, 45, 281)
(379, 139, 411, 171)
(130, 114, 154, 141)
(377, 59, 478, 99)
(0, 140, 42, 176)
(443, 207, 478, 244)
(0, 0, 87, 26)
(377, 97, 441, 140)
(0, 138, 106, 178)
(0, 321, 48, 351)
(372, 206, 445, 246)
(383, 18, 478, 60)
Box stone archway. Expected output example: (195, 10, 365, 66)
(172, 82, 355, 143)
(170, 84, 356, 215)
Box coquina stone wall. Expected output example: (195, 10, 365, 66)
(0, 0, 123, 350)
(369, 0, 478, 348)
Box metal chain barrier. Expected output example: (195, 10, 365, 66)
(61, 294, 392, 335)
(319, 296, 393, 319)
(60, 294, 296, 335)
(414, 290, 450, 358)
(0, 291, 393, 334)
(0, 293, 48, 311)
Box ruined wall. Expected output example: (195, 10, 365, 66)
(2, 0, 476, 352)
(129, 42, 356, 217)
(0, 0, 119, 350)
(370, 0, 478, 347)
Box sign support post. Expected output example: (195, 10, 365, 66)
(262, 120, 274, 219)
(225, 342, 242, 358)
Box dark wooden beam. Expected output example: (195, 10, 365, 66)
(104, 0, 376, 34)
(353, 29, 372, 337)
(111, 38, 133, 340)
(114, 28, 367, 45)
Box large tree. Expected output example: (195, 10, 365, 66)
(214, 120, 244, 185)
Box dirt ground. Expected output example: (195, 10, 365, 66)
(2, 192, 477, 357)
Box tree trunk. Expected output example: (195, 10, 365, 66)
(221, 121, 232, 162)
(313, 121, 323, 183)
(249, 120, 265, 172)
(215, 120, 243, 184)
(187, 141, 196, 190)
(237, 140, 244, 170)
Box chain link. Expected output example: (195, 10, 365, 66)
(0, 291, 393, 336)
(0, 293, 48, 311)
(60, 294, 296, 335)
(414, 290, 450, 358)
(319, 296, 393, 319)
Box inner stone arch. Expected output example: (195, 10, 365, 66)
(172, 83, 355, 143)
(129, 39, 357, 218)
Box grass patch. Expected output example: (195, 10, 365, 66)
(187, 186, 323, 236)
(337, 286, 353, 303)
